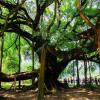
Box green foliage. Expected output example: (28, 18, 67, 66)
(7, 56, 19, 73)
(0, 0, 99, 80)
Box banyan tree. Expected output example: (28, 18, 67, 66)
(0, 0, 100, 95)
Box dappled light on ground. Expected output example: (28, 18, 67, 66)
(0, 88, 100, 100)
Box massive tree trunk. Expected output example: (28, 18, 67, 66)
(44, 59, 69, 90)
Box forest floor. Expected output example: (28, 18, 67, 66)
(0, 87, 100, 100)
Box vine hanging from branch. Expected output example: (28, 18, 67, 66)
(76, 0, 100, 56)
(76, 0, 94, 27)
(46, 0, 58, 33)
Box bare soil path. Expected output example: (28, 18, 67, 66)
(0, 88, 100, 100)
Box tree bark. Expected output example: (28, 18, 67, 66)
(38, 44, 46, 100)
(0, 71, 38, 82)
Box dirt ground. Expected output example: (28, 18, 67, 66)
(0, 88, 100, 100)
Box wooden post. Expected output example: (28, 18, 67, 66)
(38, 44, 46, 100)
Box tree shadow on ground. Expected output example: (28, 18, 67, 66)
(0, 88, 100, 100)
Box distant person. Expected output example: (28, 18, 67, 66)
(71, 77, 73, 84)
(64, 78, 69, 87)
(98, 78, 100, 85)
(95, 77, 98, 86)
(67, 78, 70, 84)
